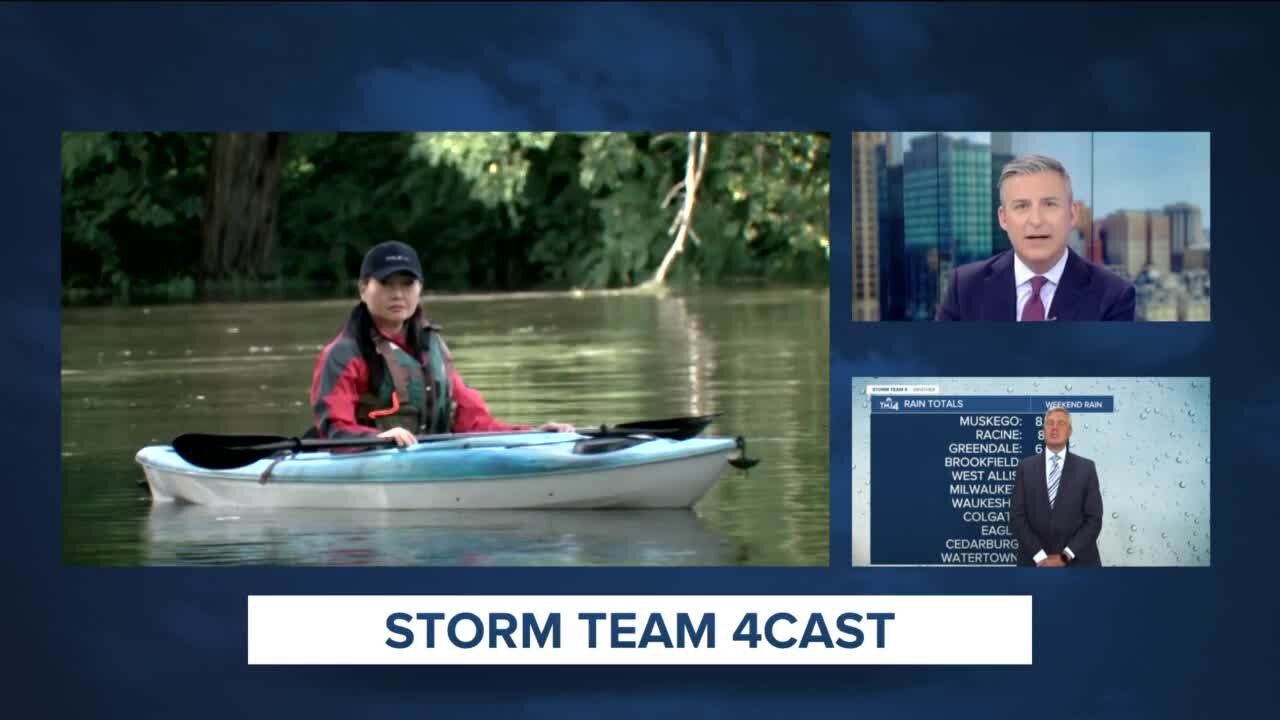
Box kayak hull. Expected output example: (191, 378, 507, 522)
(135, 433, 739, 510)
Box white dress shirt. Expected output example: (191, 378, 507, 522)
(1014, 249, 1069, 321)
(1032, 446, 1075, 564)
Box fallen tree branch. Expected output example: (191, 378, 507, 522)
(647, 131, 708, 287)
(661, 179, 686, 209)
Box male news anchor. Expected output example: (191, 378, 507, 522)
(936, 154, 1135, 321)
(1009, 407, 1104, 567)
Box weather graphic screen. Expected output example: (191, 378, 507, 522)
(852, 378, 1210, 567)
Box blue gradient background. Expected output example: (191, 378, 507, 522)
(16, 2, 1278, 717)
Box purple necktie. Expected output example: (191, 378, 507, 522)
(1021, 275, 1049, 321)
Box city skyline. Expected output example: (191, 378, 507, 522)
(901, 131, 1211, 231)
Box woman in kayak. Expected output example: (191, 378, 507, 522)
(310, 240, 574, 447)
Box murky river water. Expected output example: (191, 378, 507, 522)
(62, 288, 829, 566)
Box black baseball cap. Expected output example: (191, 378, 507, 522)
(360, 240, 423, 281)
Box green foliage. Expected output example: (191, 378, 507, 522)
(61, 131, 830, 304)
(579, 133, 681, 287)
(409, 132, 556, 225)
(61, 132, 209, 297)
(518, 134, 607, 286)
(703, 132, 831, 281)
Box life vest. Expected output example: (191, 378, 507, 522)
(354, 323, 456, 434)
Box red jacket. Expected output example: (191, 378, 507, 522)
(309, 329, 531, 438)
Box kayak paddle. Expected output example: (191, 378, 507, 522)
(172, 414, 721, 470)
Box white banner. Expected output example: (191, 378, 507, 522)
(247, 595, 1032, 665)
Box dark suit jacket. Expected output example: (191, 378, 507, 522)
(1009, 450, 1104, 566)
(936, 248, 1135, 321)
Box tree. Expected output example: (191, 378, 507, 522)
(61, 131, 208, 296)
(646, 131, 709, 288)
(61, 130, 830, 303)
(409, 132, 556, 225)
(200, 132, 288, 280)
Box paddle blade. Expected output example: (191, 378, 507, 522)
(611, 413, 719, 441)
(171, 433, 293, 470)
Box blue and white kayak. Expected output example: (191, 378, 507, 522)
(135, 432, 741, 510)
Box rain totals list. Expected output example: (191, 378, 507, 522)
(868, 394, 1113, 566)
(946, 413, 1025, 564)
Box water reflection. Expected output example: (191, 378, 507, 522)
(143, 504, 734, 567)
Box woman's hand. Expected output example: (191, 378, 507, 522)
(538, 421, 576, 433)
(377, 427, 419, 447)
